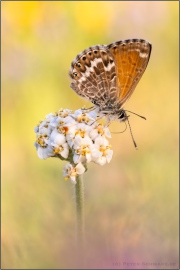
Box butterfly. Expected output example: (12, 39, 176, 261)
(69, 39, 152, 147)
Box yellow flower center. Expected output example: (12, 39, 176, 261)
(76, 145, 90, 156)
(58, 126, 69, 135)
(53, 145, 64, 154)
(99, 145, 111, 156)
(77, 113, 90, 123)
(75, 129, 86, 138)
(36, 134, 49, 147)
(97, 124, 104, 135)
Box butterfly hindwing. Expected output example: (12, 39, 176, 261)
(69, 45, 119, 108)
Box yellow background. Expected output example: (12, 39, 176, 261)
(2, 1, 179, 269)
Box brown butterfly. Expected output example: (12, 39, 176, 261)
(69, 39, 152, 148)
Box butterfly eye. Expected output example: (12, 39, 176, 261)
(82, 56, 86, 61)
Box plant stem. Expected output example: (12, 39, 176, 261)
(75, 174, 85, 248)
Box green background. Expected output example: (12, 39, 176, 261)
(2, 1, 179, 269)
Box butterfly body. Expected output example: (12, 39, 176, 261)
(69, 39, 152, 120)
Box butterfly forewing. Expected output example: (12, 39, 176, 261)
(108, 39, 151, 107)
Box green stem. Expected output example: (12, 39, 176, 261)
(75, 174, 85, 248)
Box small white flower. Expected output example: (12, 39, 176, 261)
(50, 115, 76, 128)
(91, 136, 113, 166)
(74, 109, 97, 125)
(66, 122, 92, 148)
(50, 132, 69, 159)
(37, 145, 54, 159)
(36, 119, 53, 135)
(56, 108, 72, 118)
(35, 134, 54, 159)
(63, 162, 85, 184)
(36, 133, 50, 147)
(89, 123, 111, 140)
(73, 136, 93, 164)
(75, 123, 92, 138)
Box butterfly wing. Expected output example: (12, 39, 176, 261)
(69, 45, 118, 108)
(107, 39, 152, 107)
(69, 39, 152, 110)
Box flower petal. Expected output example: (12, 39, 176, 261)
(76, 163, 85, 174)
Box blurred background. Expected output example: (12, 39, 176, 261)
(2, 2, 179, 269)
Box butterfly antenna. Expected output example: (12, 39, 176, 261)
(127, 117, 138, 150)
(125, 110, 146, 120)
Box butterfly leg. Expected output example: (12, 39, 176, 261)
(81, 106, 97, 112)
(105, 115, 119, 127)
(88, 113, 105, 126)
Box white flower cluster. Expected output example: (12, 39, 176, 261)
(34, 108, 113, 183)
